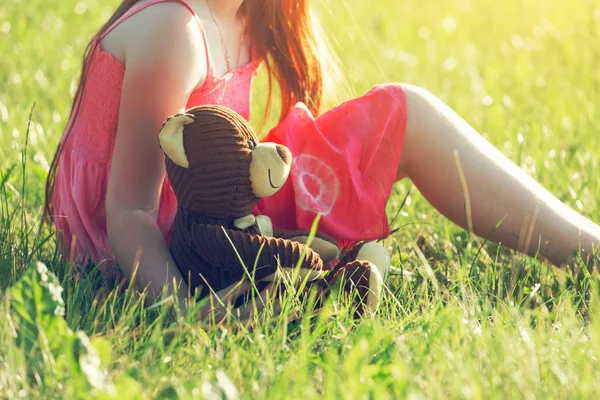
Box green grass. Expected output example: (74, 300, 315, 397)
(1, 0, 600, 398)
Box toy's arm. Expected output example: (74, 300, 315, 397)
(188, 223, 326, 282)
(234, 214, 340, 264)
(273, 228, 340, 264)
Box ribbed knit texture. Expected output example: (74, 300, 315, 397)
(335, 242, 367, 266)
(301, 242, 374, 318)
(169, 207, 324, 298)
(165, 105, 260, 218)
(164, 105, 326, 297)
(52, 0, 410, 278)
(328, 261, 373, 318)
(51, 0, 260, 270)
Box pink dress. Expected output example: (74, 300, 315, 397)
(53, 0, 408, 270)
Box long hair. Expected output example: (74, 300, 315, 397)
(240, 0, 339, 123)
(42, 0, 339, 230)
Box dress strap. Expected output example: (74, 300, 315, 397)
(97, 0, 212, 71)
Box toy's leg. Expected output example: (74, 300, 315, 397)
(338, 241, 391, 281)
(396, 83, 600, 268)
(274, 228, 340, 264)
(327, 260, 384, 318)
(324, 241, 391, 317)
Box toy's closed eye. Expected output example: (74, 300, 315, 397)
(247, 140, 256, 150)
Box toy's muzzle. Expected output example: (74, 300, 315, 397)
(250, 143, 292, 198)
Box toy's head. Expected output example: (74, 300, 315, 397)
(158, 105, 292, 218)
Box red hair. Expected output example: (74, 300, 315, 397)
(42, 0, 339, 229)
(241, 0, 339, 123)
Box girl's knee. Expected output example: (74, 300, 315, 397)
(397, 83, 435, 107)
(394, 83, 442, 129)
(368, 82, 435, 113)
(362, 83, 409, 121)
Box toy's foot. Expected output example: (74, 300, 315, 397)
(329, 260, 384, 318)
(338, 241, 391, 281)
(355, 241, 391, 280)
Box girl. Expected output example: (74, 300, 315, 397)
(44, 0, 600, 317)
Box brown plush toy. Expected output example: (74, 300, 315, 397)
(159, 104, 391, 317)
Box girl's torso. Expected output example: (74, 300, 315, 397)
(101, 0, 253, 89)
(66, 0, 258, 165)
(54, 0, 259, 266)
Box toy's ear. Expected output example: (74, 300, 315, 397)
(158, 114, 195, 168)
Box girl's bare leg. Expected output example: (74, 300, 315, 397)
(396, 83, 600, 268)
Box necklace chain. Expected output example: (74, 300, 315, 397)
(207, 0, 234, 72)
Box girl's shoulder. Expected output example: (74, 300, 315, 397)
(98, 0, 208, 91)
(99, 1, 206, 68)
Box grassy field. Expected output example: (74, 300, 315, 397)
(1, 0, 600, 398)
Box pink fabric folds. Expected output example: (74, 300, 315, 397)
(255, 83, 407, 242)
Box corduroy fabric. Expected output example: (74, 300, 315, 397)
(164, 106, 381, 313)
(328, 260, 373, 318)
(164, 105, 326, 298)
(164, 105, 260, 218)
(169, 206, 325, 298)
(335, 242, 366, 266)
(51, 0, 260, 270)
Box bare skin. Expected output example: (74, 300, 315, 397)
(102, 0, 599, 320)
(103, 0, 270, 320)
(396, 84, 600, 268)
(103, 0, 251, 318)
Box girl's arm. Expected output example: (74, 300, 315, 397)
(105, 4, 281, 321)
(104, 4, 206, 308)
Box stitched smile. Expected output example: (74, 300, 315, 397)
(268, 169, 283, 189)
